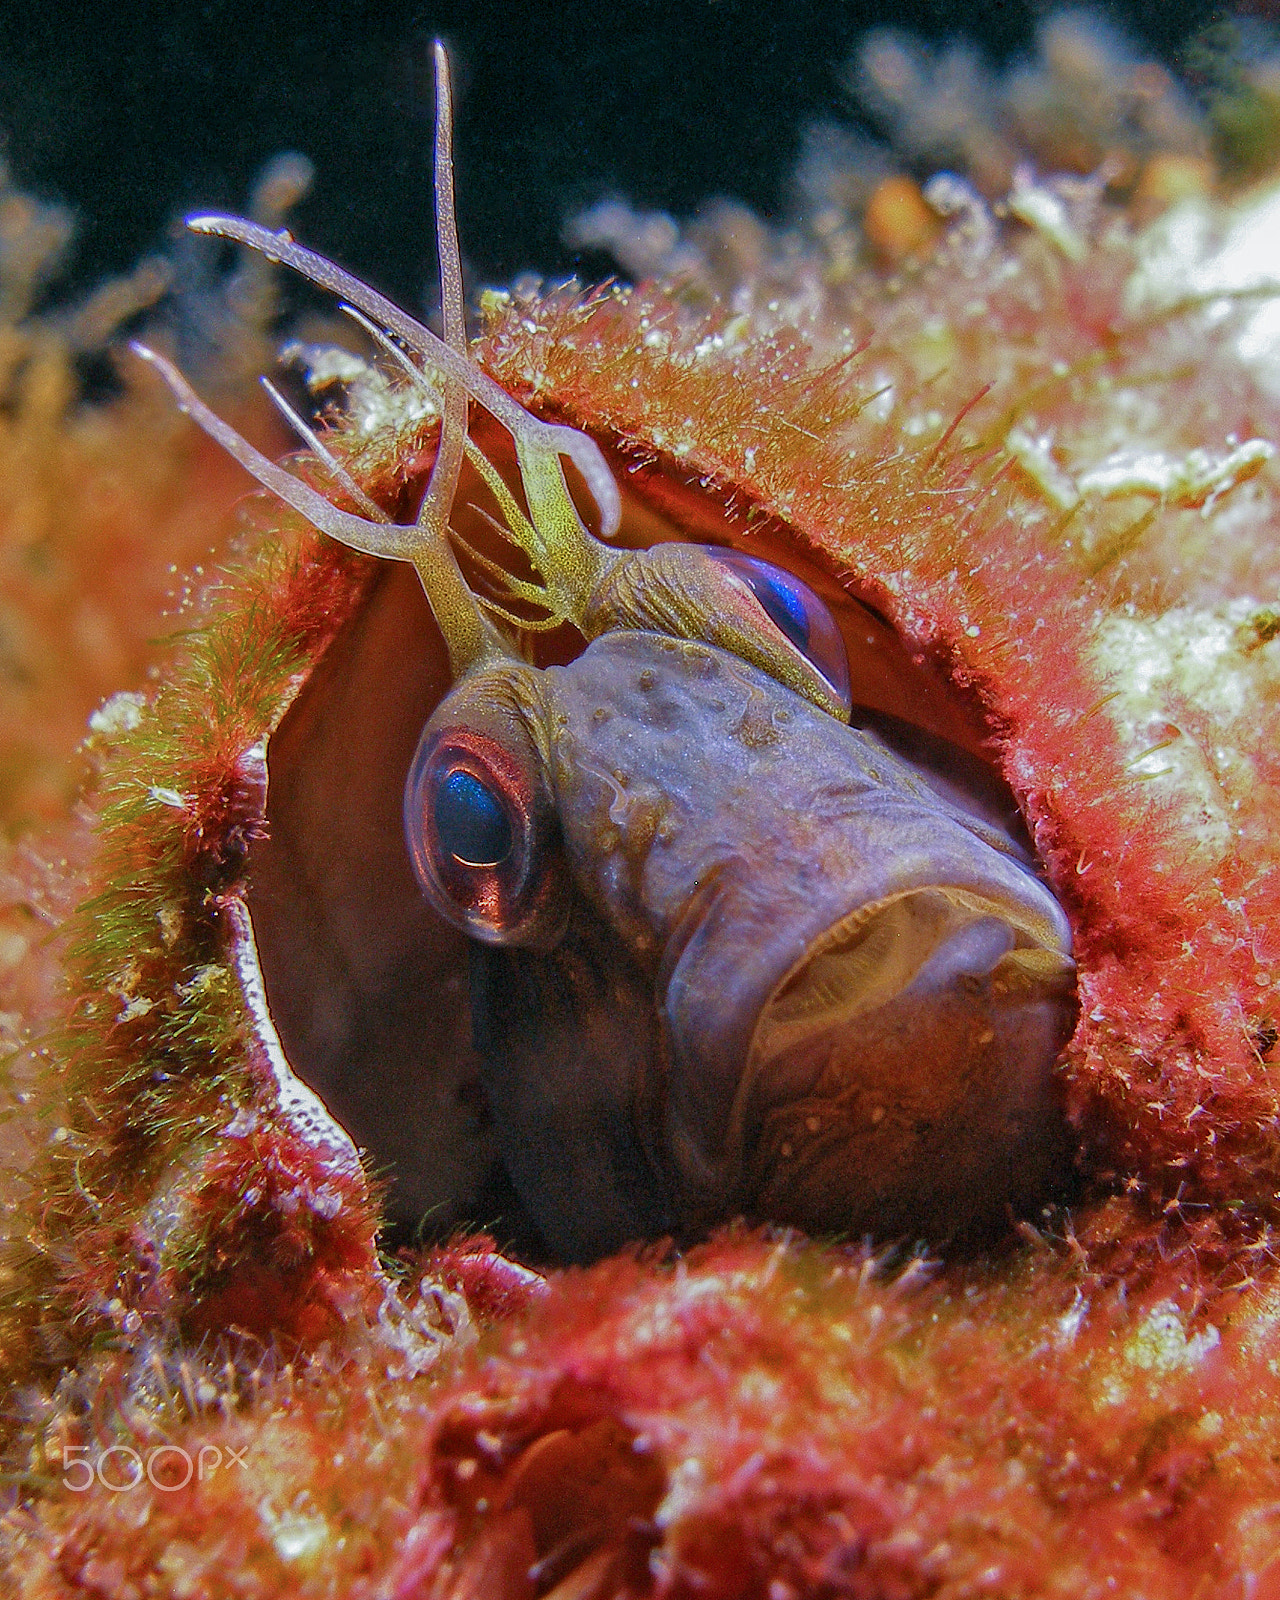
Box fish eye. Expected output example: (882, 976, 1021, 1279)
(707, 549, 852, 714)
(403, 716, 569, 949)
(434, 768, 514, 867)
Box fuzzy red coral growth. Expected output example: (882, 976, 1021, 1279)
(477, 232, 1280, 1221)
(0, 520, 385, 1408)
(416, 1237, 550, 1324)
(9, 1233, 1280, 1599)
(14, 22, 1280, 1600)
(177, 1118, 377, 1345)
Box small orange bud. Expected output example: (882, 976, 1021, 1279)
(863, 175, 941, 262)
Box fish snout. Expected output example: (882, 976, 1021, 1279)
(732, 886, 1077, 1240)
(641, 766, 1077, 1241)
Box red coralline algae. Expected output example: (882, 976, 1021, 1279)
(9, 13, 1280, 1598)
(8, 1234, 1280, 1598)
(0, 151, 310, 1110)
(476, 260, 1280, 1218)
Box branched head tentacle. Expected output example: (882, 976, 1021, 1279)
(129, 41, 850, 720)
(416, 39, 469, 603)
(179, 214, 622, 551)
(258, 375, 385, 520)
(130, 42, 608, 683)
(336, 301, 615, 633)
(130, 339, 503, 679)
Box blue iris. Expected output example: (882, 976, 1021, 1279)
(752, 570, 810, 655)
(434, 768, 513, 867)
(706, 548, 852, 713)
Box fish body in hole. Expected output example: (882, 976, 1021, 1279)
(132, 54, 1078, 1261)
(412, 628, 1076, 1261)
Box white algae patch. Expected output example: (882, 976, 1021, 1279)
(1092, 599, 1280, 859)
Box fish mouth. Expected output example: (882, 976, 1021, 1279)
(665, 882, 1077, 1241)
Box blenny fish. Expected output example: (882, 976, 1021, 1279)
(13, 15, 1280, 1599)
(134, 47, 1076, 1261)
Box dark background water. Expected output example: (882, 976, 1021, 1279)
(0, 0, 1238, 310)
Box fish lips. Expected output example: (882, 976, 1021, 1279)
(661, 860, 1077, 1239)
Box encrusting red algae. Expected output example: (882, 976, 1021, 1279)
(6, 13, 1280, 1597)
